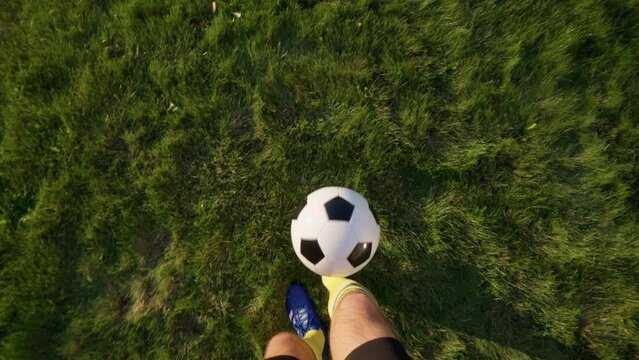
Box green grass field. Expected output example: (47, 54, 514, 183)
(1, 0, 638, 358)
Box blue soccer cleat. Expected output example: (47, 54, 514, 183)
(286, 282, 328, 359)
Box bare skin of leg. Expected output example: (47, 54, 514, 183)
(264, 332, 315, 360)
(329, 292, 396, 360)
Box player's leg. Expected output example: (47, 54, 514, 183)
(322, 277, 411, 360)
(264, 332, 315, 360)
(329, 292, 397, 360)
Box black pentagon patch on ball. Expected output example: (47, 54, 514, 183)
(348, 242, 372, 267)
(300, 239, 325, 265)
(324, 197, 354, 221)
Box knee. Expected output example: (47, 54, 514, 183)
(267, 332, 299, 348)
(265, 332, 309, 359)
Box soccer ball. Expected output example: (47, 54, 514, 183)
(291, 187, 381, 276)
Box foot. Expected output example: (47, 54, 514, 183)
(286, 282, 328, 359)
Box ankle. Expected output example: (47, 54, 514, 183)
(323, 277, 376, 318)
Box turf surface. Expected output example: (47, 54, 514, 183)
(1, 0, 638, 358)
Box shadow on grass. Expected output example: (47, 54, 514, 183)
(367, 252, 568, 359)
(355, 165, 570, 359)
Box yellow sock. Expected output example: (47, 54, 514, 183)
(301, 329, 325, 360)
(321, 276, 377, 318)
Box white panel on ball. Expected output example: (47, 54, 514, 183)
(317, 221, 357, 258)
(315, 257, 357, 277)
(350, 206, 381, 246)
(337, 187, 368, 209)
(307, 186, 339, 206)
(290, 220, 303, 256)
(293, 201, 328, 239)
